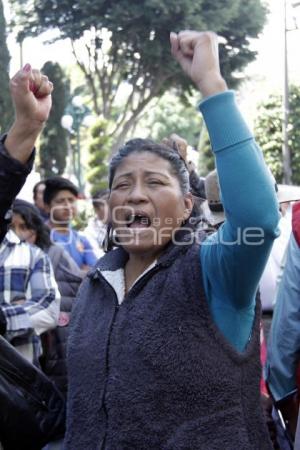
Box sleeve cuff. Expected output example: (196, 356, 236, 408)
(275, 388, 298, 404)
(198, 91, 253, 153)
(0, 134, 35, 174)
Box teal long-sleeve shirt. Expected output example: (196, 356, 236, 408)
(200, 91, 280, 352)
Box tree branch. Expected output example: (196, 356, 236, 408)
(71, 40, 100, 114)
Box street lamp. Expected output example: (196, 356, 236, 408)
(61, 96, 93, 193)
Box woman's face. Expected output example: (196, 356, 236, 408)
(34, 183, 46, 210)
(11, 213, 37, 244)
(109, 151, 193, 256)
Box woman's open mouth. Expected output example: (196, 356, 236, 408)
(125, 212, 151, 229)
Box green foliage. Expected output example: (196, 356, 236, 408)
(39, 62, 70, 177)
(72, 201, 92, 231)
(9, 0, 266, 86)
(139, 90, 202, 147)
(218, 0, 267, 87)
(254, 85, 300, 184)
(0, 0, 13, 133)
(87, 119, 110, 195)
(9, 0, 267, 149)
(138, 90, 215, 176)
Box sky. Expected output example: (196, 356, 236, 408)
(246, 0, 300, 88)
(4, 14, 74, 73)
(238, 0, 300, 124)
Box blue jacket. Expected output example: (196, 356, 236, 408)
(266, 201, 300, 401)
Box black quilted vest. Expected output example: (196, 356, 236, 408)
(65, 232, 272, 450)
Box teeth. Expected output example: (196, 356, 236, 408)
(126, 213, 150, 226)
(128, 214, 138, 224)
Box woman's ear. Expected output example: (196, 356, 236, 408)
(183, 193, 194, 220)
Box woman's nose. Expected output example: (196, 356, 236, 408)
(127, 183, 148, 203)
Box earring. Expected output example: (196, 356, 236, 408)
(102, 223, 113, 252)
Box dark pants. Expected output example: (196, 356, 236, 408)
(272, 407, 293, 450)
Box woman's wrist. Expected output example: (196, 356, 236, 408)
(197, 74, 228, 99)
(11, 117, 45, 135)
(5, 120, 43, 164)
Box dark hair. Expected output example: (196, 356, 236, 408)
(33, 180, 46, 201)
(12, 199, 52, 250)
(43, 177, 79, 205)
(92, 189, 110, 208)
(109, 138, 190, 194)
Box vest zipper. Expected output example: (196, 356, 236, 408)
(95, 264, 162, 450)
(122, 263, 162, 302)
(94, 269, 119, 450)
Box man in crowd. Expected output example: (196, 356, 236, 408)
(43, 176, 97, 270)
(84, 189, 109, 258)
(33, 180, 49, 221)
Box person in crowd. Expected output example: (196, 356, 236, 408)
(162, 133, 206, 202)
(0, 223, 60, 366)
(200, 168, 226, 230)
(0, 59, 63, 450)
(0, 87, 60, 359)
(161, 134, 206, 228)
(11, 198, 84, 393)
(62, 31, 279, 449)
(260, 184, 300, 342)
(11, 198, 84, 450)
(83, 189, 109, 258)
(43, 176, 97, 271)
(266, 200, 300, 447)
(0, 63, 53, 244)
(33, 179, 49, 221)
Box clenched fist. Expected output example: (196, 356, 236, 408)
(10, 63, 53, 127)
(170, 31, 227, 98)
(6, 64, 54, 163)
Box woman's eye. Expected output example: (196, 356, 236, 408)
(113, 183, 129, 189)
(148, 179, 163, 185)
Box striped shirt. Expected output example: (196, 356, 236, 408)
(0, 230, 60, 365)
